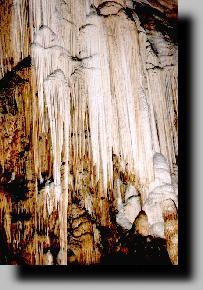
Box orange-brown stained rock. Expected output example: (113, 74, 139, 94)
(134, 211, 150, 237)
(163, 199, 178, 265)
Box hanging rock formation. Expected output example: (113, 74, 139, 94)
(0, 0, 178, 265)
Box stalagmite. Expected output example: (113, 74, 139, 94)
(116, 184, 141, 230)
(0, 0, 178, 265)
(143, 153, 178, 238)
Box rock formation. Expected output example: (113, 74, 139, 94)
(0, 0, 178, 265)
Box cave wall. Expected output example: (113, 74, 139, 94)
(0, 0, 178, 265)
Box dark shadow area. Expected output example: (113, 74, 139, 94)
(15, 17, 192, 281)
(178, 16, 193, 280)
(0, 56, 31, 115)
(17, 264, 186, 281)
(132, 1, 178, 44)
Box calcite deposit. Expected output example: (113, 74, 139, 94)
(0, 0, 178, 265)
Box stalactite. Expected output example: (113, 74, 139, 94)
(0, 0, 178, 265)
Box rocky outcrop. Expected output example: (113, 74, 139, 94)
(0, 0, 178, 265)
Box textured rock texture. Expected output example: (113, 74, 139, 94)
(0, 0, 178, 265)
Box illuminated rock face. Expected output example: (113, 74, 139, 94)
(0, 0, 178, 265)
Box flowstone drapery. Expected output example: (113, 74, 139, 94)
(0, 0, 178, 265)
